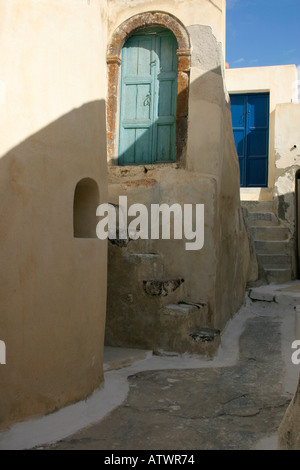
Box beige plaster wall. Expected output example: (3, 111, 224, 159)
(0, 0, 108, 431)
(275, 103, 300, 187)
(273, 103, 300, 277)
(105, 2, 250, 351)
(186, 25, 250, 327)
(225, 65, 299, 201)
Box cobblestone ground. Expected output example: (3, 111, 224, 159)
(44, 301, 295, 450)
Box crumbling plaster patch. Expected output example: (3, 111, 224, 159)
(275, 168, 298, 197)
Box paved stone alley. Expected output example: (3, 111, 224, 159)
(1, 283, 300, 451)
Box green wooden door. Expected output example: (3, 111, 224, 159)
(118, 29, 178, 165)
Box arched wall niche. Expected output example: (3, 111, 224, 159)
(73, 178, 100, 238)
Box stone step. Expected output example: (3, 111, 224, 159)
(265, 268, 292, 284)
(160, 302, 204, 318)
(103, 347, 151, 372)
(254, 240, 289, 254)
(249, 282, 300, 306)
(156, 302, 220, 357)
(242, 200, 274, 213)
(247, 212, 279, 227)
(243, 201, 293, 286)
(186, 327, 221, 358)
(250, 226, 290, 241)
(257, 254, 292, 269)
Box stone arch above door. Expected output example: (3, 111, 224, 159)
(106, 11, 191, 166)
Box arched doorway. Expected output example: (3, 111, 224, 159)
(104, 12, 191, 352)
(106, 11, 191, 166)
(118, 27, 178, 165)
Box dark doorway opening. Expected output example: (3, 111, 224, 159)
(230, 92, 270, 188)
(296, 171, 300, 278)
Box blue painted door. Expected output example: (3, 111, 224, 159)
(118, 29, 178, 165)
(230, 93, 269, 187)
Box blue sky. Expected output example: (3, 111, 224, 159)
(226, 0, 300, 96)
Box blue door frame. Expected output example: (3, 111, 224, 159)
(118, 28, 178, 165)
(230, 93, 270, 188)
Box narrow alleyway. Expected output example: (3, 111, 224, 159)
(1, 283, 299, 450)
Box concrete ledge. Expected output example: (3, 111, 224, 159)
(249, 281, 300, 307)
(103, 347, 152, 372)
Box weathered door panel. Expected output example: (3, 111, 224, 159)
(230, 93, 269, 187)
(231, 94, 247, 186)
(119, 30, 177, 165)
(119, 36, 154, 165)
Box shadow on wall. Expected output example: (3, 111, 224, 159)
(0, 100, 108, 432)
(116, 63, 230, 169)
(106, 61, 251, 349)
(0, 62, 249, 430)
(275, 189, 300, 280)
(297, 171, 300, 278)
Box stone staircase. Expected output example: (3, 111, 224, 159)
(243, 201, 293, 284)
(157, 302, 220, 357)
(106, 242, 220, 357)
